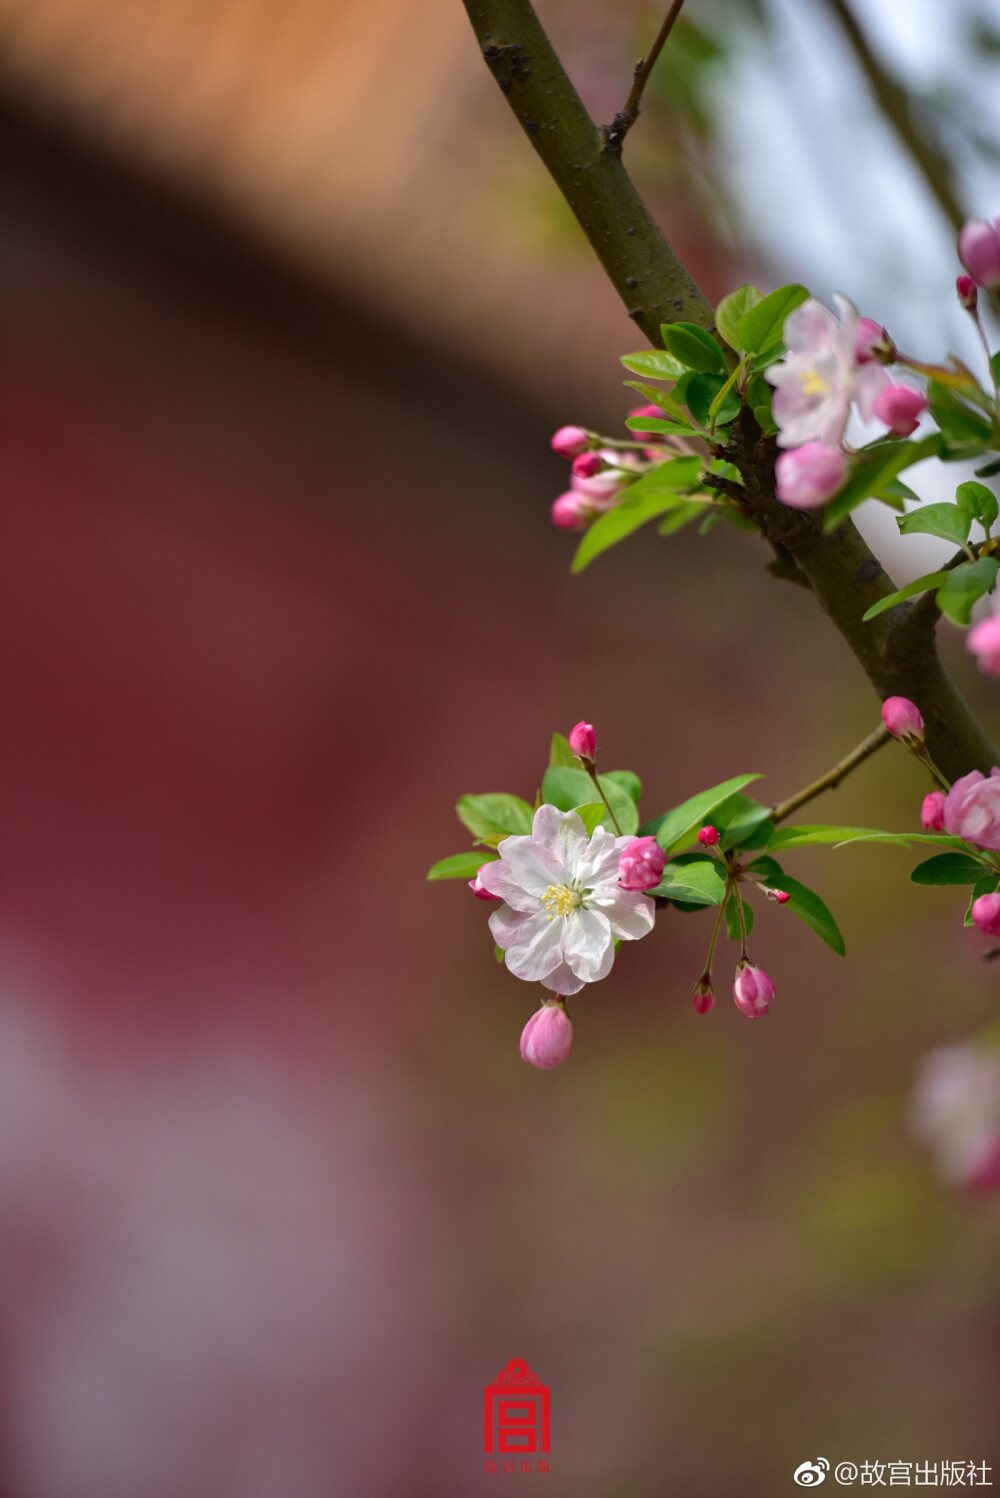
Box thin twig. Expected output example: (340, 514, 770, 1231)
(603, 0, 687, 151)
(769, 723, 891, 825)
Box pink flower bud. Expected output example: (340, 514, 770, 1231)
(572, 452, 605, 479)
(692, 976, 714, 1015)
(855, 317, 893, 365)
(551, 425, 589, 458)
(775, 442, 848, 510)
(571, 463, 624, 502)
(763, 887, 791, 904)
(551, 491, 594, 530)
(944, 768, 1000, 850)
(956, 274, 979, 312)
(697, 825, 720, 847)
(881, 696, 924, 744)
(921, 791, 946, 832)
(873, 384, 927, 438)
(967, 615, 1000, 677)
(469, 868, 502, 900)
(568, 720, 597, 763)
(958, 217, 1000, 294)
(732, 962, 775, 1019)
(972, 892, 1000, 938)
(520, 1002, 573, 1069)
(618, 835, 667, 892)
(627, 403, 666, 440)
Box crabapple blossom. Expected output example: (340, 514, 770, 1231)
(956, 274, 979, 312)
(854, 317, 891, 364)
(762, 887, 790, 905)
(732, 962, 774, 1019)
(909, 1042, 1000, 1190)
(479, 804, 655, 996)
(572, 452, 605, 478)
(967, 614, 1000, 677)
(971, 892, 1000, 939)
(627, 403, 666, 439)
(697, 825, 720, 847)
(551, 491, 595, 530)
(765, 294, 888, 448)
(943, 768, 1000, 850)
(881, 696, 924, 744)
(469, 868, 502, 900)
(775, 442, 847, 509)
(618, 835, 667, 892)
(551, 425, 589, 458)
(957, 217, 1000, 294)
(873, 384, 927, 438)
(921, 791, 946, 832)
(520, 1002, 573, 1069)
(692, 976, 714, 1015)
(568, 721, 596, 762)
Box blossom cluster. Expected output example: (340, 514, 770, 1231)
(548, 411, 666, 530)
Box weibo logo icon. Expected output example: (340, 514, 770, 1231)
(484, 1359, 550, 1455)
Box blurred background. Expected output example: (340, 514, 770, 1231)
(3, 1, 1000, 1494)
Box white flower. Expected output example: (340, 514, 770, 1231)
(909, 1043, 1000, 1188)
(478, 804, 655, 996)
(766, 294, 887, 449)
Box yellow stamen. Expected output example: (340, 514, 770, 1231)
(800, 367, 830, 397)
(543, 883, 581, 920)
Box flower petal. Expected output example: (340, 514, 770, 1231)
(541, 961, 586, 996)
(530, 803, 591, 875)
(563, 907, 614, 983)
(574, 824, 626, 885)
(477, 857, 545, 911)
(587, 887, 656, 940)
(490, 906, 565, 982)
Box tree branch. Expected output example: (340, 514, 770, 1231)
(461, 0, 997, 780)
(769, 723, 891, 825)
(604, 0, 686, 152)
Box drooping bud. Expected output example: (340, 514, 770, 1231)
(520, 1002, 573, 1069)
(691, 976, 715, 1015)
(568, 720, 597, 766)
(763, 887, 791, 904)
(572, 452, 605, 479)
(551, 425, 589, 458)
(873, 384, 928, 438)
(855, 317, 894, 365)
(958, 217, 1000, 294)
(551, 491, 594, 530)
(972, 892, 1000, 938)
(956, 274, 979, 312)
(618, 835, 667, 892)
(967, 615, 1000, 678)
(732, 962, 775, 1019)
(921, 791, 946, 832)
(697, 825, 720, 847)
(881, 696, 925, 745)
(775, 442, 848, 510)
(469, 868, 502, 900)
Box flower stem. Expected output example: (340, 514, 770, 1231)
(588, 768, 623, 835)
(732, 883, 749, 963)
(701, 891, 728, 980)
(769, 723, 892, 824)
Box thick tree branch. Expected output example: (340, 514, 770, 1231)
(462, 0, 997, 780)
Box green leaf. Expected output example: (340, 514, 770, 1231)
(957, 480, 999, 532)
(456, 793, 534, 840)
(717, 796, 775, 850)
(683, 372, 740, 429)
(427, 850, 499, 881)
(623, 381, 691, 425)
(549, 732, 577, 768)
(975, 458, 1000, 480)
(911, 852, 992, 886)
(897, 502, 971, 546)
(735, 283, 809, 355)
(753, 404, 778, 435)
(724, 890, 754, 939)
(715, 285, 763, 351)
(604, 768, 642, 804)
(648, 773, 764, 855)
(965, 875, 1000, 925)
(573, 802, 608, 836)
(823, 435, 943, 532)
(657, 500, 709, 534)
(661, 322, 727, 374)
(494, 943, 505, 963)
(570, 458, 704, 573)
(625, 416, 700, 438)
(620, 349, 686, 380)
(762, 872, 845, 955)
(767, 824, 908, 852)
(928, 381, 993, 445)
(936, 556, 999, 626)
(649, 857, 727, 906)
(540, 766, 639, 835)
(861, 569, 953, 621)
